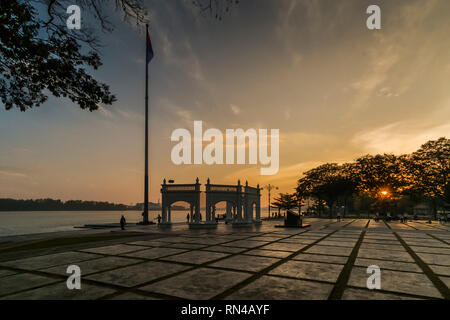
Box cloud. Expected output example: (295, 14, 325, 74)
(230, 104, 241, 115)
(97, 105, 114, 119)
(0, 167, 28, 178)
(352, 121, 450, 155)
(377, 87, 399, 98)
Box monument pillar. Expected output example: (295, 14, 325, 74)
(254, 184, 262, 224)
(226, 202, 232, 222)
(236, 180, 243, 221)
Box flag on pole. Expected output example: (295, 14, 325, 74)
(146, 29, 154, 64)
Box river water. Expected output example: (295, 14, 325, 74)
(0, 210, 197, 237)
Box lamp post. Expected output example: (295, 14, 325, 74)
(263, 184, 278, 219)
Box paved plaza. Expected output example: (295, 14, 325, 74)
(0, 218, 449, 300)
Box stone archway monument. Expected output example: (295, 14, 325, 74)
(244, 181, 262, 225)
(159, 178, 261, 228)
(205, 178, 261, 226)
(160, 178, 201, 227)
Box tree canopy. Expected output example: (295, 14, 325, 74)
(1, 0, 237, 111)
(291, 137, 449, 217)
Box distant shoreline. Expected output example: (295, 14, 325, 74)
(0, 198, 187, 212)
(0, 208, 194, 212)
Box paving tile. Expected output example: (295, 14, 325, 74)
(305, 245, 353, 256)
(42, 256, 140, 276)
(272, 230, 305, 235)
(210, 255, 279, 272)
(319, 240, 356, 248)
(398, 234, 432, 239)
(331, 234, 361, 238)
(177, 238, 228, 245)
(360, 243, 405, 251)
(123, 248, 187, 259)
(0, 269, 18, 278)
(126, 240, 172, 247)
(409, 246, 450, 255)
(1, 281, 114, 300)
(109, 292, 160, 300)
(428, 264, 450, 276)
(269, 260, 343, 283)
(0, 252, 101, 270)
(357, 248, 414, 263)
(226, 275, 333, 300)
(362, 239, 403, 245)
(85, 261, 189, 287)
(156, 237, 195, 243)
(354, 258, 422, 273)
(348, 266, 442, 298)
(416, 252, 450, 266)
(365, 234, 396, 240)
(0, 273, 58, 297)
(222, 240, 269, 249)
(260, 242, 307, 252)
(247, 236, 286, 241)
(81, 244, 147, 255)
(342, 288, 422, 300)
(140, 268, 251, 299)
(200, 246, 247, 254)
(161, 251, 229, 264)
(165, 243, 208, 249)
(402, 240, 446, 248)
(289, 235, 323, 240)
(243, 249, 292, 259)
(293, 253, 348, 264)
(439, 276, 450, 288)
(279, 238, 317, 245)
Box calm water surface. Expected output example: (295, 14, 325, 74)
(0, 210, 196, 237)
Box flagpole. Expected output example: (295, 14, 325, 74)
(143, 23, 149, 225)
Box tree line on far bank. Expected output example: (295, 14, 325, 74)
(0, 198, 135, 211)
(272, 137, 449, 219)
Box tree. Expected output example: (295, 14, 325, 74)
(0, 1, 138, 111)
(409, 137, 450, 218)
(354, 154, 412, 199)
(193, 0, 240, 20)
(297, 163, 357, 218)
(293, 138, 447, 219)
(271, 193, 296, 217)
(353, 153, 412, 216)
(1, 0, 237, 111)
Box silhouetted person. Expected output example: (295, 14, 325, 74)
(120, 215, 126, 230)
(186, 213, 190, 223)
(199, 213, 202, 221)
(157, 214, 161, 224)
(337, 212, 341, 222)
(386, 212, 391, 222)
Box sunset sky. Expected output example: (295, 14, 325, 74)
(1, 0, 450, 206)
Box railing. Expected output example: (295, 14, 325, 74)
(209, 185, 238, 192)
(245, 187, 258, 194)
(164, 185, 197, 191)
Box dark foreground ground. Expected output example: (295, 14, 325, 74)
(0, 218, 449, 300)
